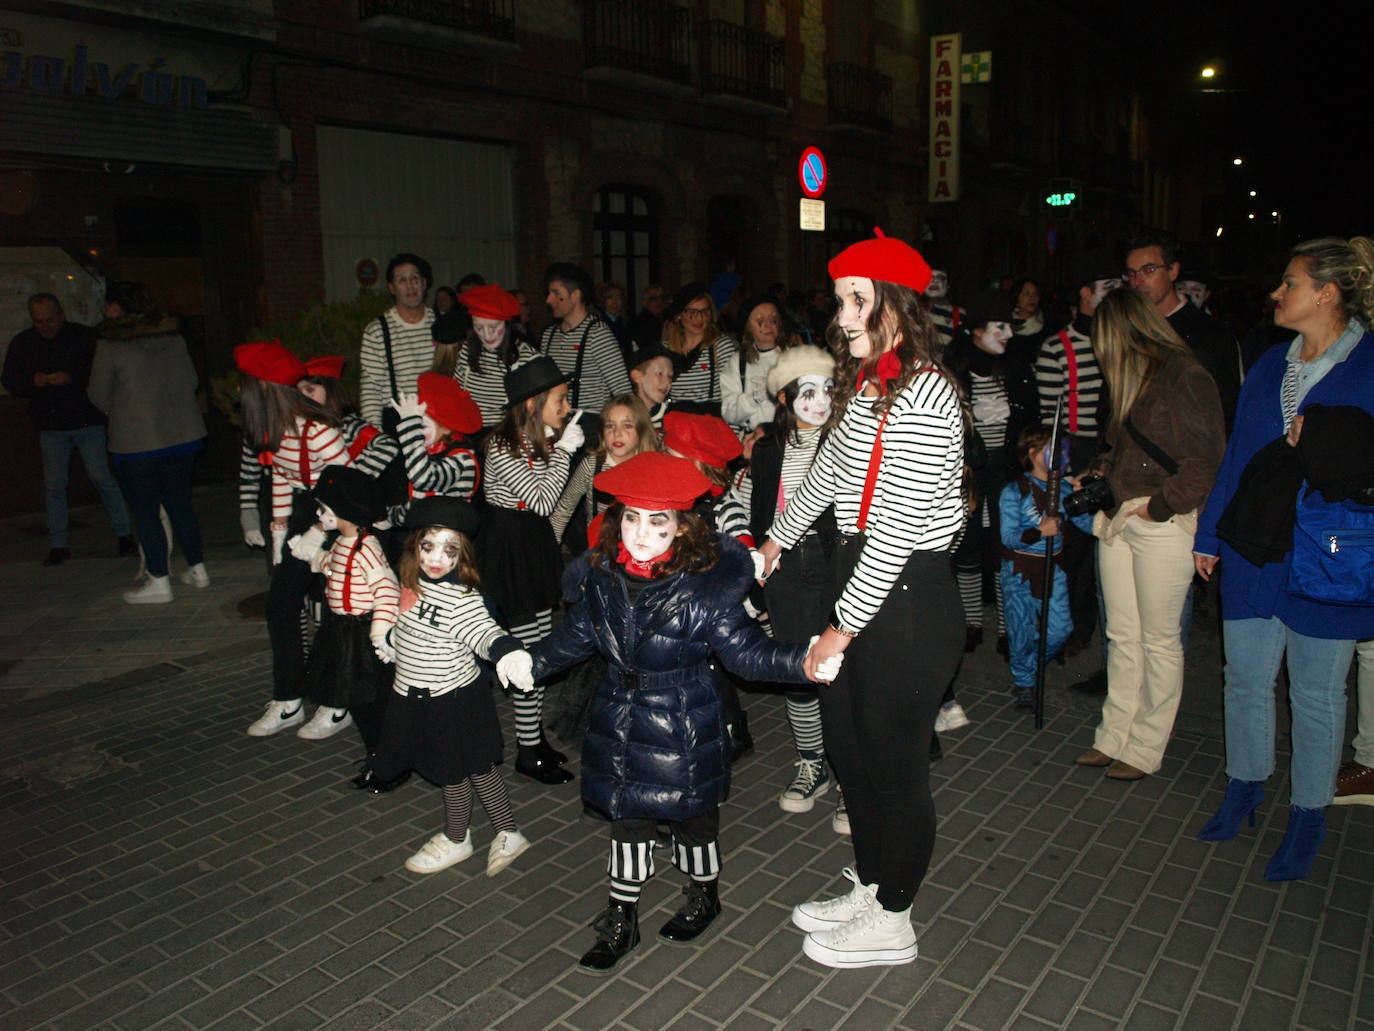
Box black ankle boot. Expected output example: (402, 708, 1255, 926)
(729, 711, 754, 762)
(536, 729, 568, 766)
(350, 755, 411, 793)
(578, 899, 640, 973)
(658, 880, 721, 944)
(515, 744, 574, 785)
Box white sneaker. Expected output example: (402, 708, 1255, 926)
(179, 563, 211, 589)
(297, 706, 353, 740)
(405, 830, 473, 874)
(123, 575, 173, 605)
(779, 756, 830, 813)
(487, 829, 530, 876)
(792, 866, 877, 932)
(934, 701, 971, 733)
(803, 904, 918, 968)
(832, 792, 850, 836)
(246, 699, 305, 736)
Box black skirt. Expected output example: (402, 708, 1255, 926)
(478, 505, 561, 625)
(371, 679, 505, 785)
(299, 610, 394, 709)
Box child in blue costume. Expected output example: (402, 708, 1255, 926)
(999, 424, 1092, 710)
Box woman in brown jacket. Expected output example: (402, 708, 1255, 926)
(1076, 289, 1225, 780)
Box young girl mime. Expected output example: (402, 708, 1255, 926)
(235, 340, 354, 738)
(480, 356, 583, 784)
(287, 466, 402, 787)
(760, 230, 967, 969)
(530, 451, 842, 973)
(386, 371, 482, 527)
(371, 496, 536, 876)
(747, 345, 842, 818)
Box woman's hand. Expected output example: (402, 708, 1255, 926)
(804, 626, 851, 683)
(757, 539, 782, 582)
(1286, 414, 1304, 448)
(1194, 554, 1219, 581)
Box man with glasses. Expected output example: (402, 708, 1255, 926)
(1123, 232, 1240, 429)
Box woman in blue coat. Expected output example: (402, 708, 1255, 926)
(531, 451, 838, 974)
(1194, 235, 1374, 881)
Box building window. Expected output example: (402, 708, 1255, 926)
(593, 185, 658, 309)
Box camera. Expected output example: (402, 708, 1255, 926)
(1063, 475, 1115, 518)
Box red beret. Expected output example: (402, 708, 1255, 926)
(594, 452, 713, 511)
(303, 354, 346, 380)
(417, 372, 482, 435)
(662, 410, 742, 470)
(458, 284, 521, 321)
(234, 340, 307, 386)
(827, 227, 932, 293)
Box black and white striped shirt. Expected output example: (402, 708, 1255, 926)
(359, 307, 436, 428)
(341, 413, 399, 479)
(392, 581, 514, 696)
(484, 441, 572, 516)
(456, 342, 539, 427)
(543, 315, 630, 410)
(770, 373, 965, 632)
(387, 415, 480, 524)
(928, 302, 963, 351)
(968, 372, 1010, 449)
(1035, 319, 1104, 438)
(670, 335, 735, 403)
(708, 491, 752, 544)
(779, 427, 823, 533)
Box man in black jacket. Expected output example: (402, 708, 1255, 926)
(1124, 232, 1241, 431)
(2, 293, 134, 565)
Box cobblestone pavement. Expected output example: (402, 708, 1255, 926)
(2, 490, 1372, 1030)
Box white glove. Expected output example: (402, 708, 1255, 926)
(807, 634, 846, 684)
(389, 392, 426, 422)
(750, 549, 766, 581)
(554, 413, 585, 453)
(496, 650, 535, 693)
(270, 526, 288, 566)
(743, 596, 764, 620)
(240, 509, 265, 549)
(371, 628, 395, 664)
(287, 525, 326, 563)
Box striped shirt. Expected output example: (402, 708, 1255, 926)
(1035, 318, 1105, 438)
(270, 420, 351, 520)
(779, 427, 823, 531)
(928, 302, 963, 351)
(310, 533, 400, 628)
(387, 415, 480, 523)
(484, 440, 572, 516)
(542, 315, 630, 410)
(456, 342, 539, 426)
(359, 307, 436, 428)
(550, 452, 613, 543)
(340, 413, 399, 479)
(393, 581, 514, 696)
(238, 438, 266, 511)
(770, 373, 965, 632)
(708, 491, 752, 544)
(968, 372, 1011, 449)
(670, 335, 735, 403)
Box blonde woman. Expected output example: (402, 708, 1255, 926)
(1077, 289, 1224, 781)
(663, 283, 734, 406)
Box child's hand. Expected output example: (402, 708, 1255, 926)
(555, 414, 585, 453)
(805, 634, 846, 683)
(390, 392, 426, 422)
(496, 650, 535, 693)
(371, 628, 395, 664)
(240, 510, 265, 548)
(270, 526, 288, 566)
(749, 548, 767, 581)
(1038, 515, 1061, 538)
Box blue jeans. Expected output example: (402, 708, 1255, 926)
(40, 425, 131, 547)
(1222, 617, 1355, 809)
(113, 451, 205, 577)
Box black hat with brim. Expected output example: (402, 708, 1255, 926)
(967, 289, 1015, 329)
(504, 355, 572, 408)
(312, 465, 382, 527)
(404, 496, 481, 538)
(627, 342, 677, 374)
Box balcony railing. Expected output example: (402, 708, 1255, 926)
(826, 62, 891, 131)
(358, 0, 516, 46)
(583, 0, 692, 86)
(699, 19, 785, 109)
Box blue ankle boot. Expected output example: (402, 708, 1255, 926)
(1264, 806, 1326, 882)
(1196, 778, 1265, 841)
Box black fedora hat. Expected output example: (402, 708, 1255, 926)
(312, 465, 382, 527)
(405, 496, 481, 538)
(504, 355, 572, 408)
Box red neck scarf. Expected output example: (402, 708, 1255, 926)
(855, 349, 902, 396)
(616, 542, 674, 578)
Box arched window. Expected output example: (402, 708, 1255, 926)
(593, 185, 658, 309)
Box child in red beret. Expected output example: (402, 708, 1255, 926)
(385, 373, 483, 533)
(530, 452, 843, 974)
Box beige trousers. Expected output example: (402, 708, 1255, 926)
(1092, 509, 1196, 773)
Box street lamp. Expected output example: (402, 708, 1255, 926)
(1201, 66, 1216, 79)
(1233, 157, 1244, 166)
(1249, 190, 1257, 197)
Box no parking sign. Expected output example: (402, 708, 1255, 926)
(798, 147, 828, 199)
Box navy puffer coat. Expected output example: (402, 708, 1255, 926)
(532, 536, 808, 820)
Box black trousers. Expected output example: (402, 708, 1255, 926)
(266, 493, 319, 701)
(766, 535, 831, 704)
(820, 540, 963, 911)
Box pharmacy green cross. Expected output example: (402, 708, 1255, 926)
(961, 52, 991, 84)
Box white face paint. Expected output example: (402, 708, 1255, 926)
(834, 275, 879, 359)
(974, 321, 1012, 355)
(1176, 280, 1209, 309)
(792, 374, 835, 427)
(473, 315, 505, 348)
(925, 270, 949, 300)
(317, 502, 339, 531)
(620, 506, 679, 563)
(421, 413, 442, 448)
(418, 528, 462, 579)
(1086, 277, 1121, 312)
